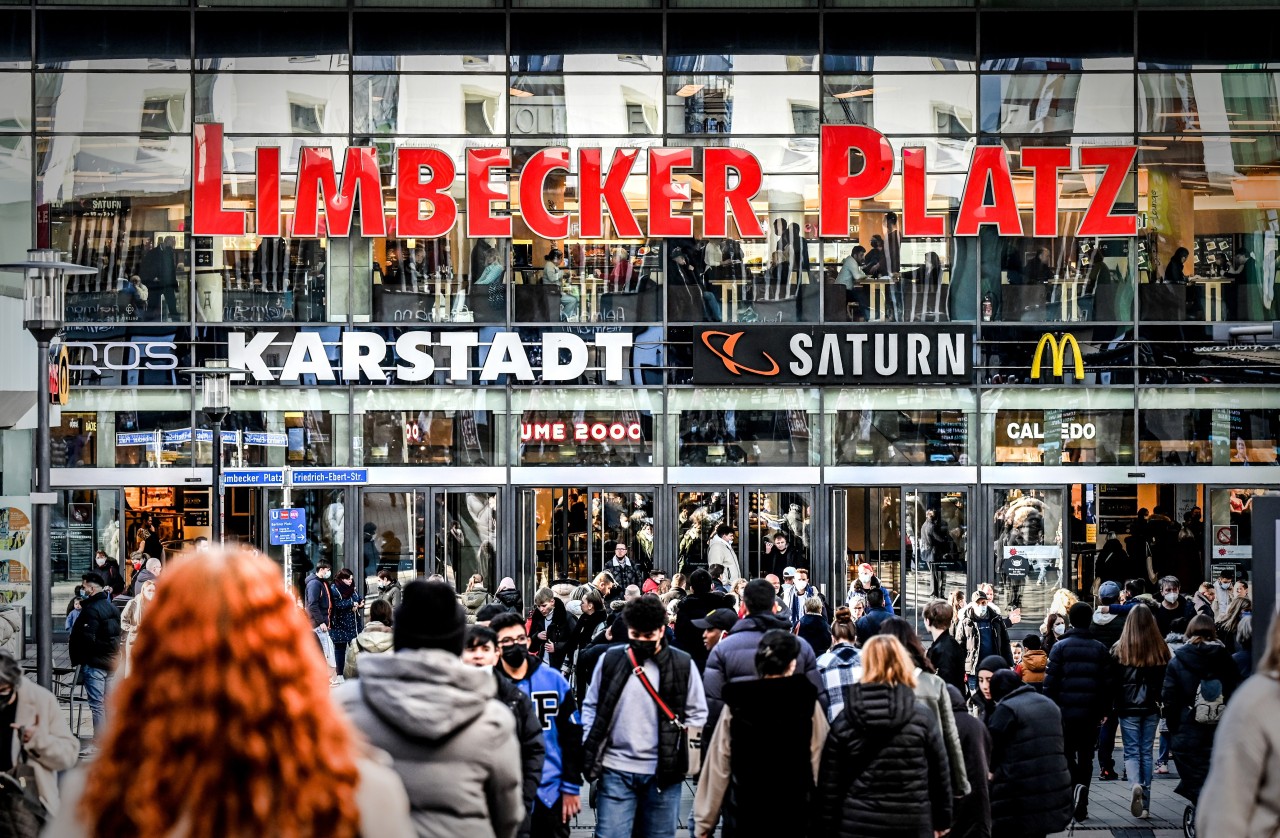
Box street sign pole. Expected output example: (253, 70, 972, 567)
(282, 466, 293, 588)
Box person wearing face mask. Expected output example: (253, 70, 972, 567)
(303, 560, 337, 683)
(129, 557, 163, 597)
(960, 590, 1013, 695)
(849, 563, 895, 616)
(373, 569, 403, 612)
(490, 612, 583, 838)
(94, 551, 126, 599)
(68, 572, 120, 749)
(582, 595, 707, 838)
(1154, 576, 1196, 638)
(120, 578, 156, 677)
(0, 651, 77, 813)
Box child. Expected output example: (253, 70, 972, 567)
(1017, 633, 1047, 689)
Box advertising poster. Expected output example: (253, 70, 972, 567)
(0, 499, 32, 607)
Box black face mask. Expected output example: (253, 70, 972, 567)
(501, 644, 527, 668)
(630, 638, 660, 663)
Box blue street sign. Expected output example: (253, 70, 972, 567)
(117, 430, 289, 447)
(269, 508, 307, 546)
(222, 469, 285, 487)
(290, 468, 368, 486)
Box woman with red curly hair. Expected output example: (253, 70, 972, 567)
(44, 546, 415, 838)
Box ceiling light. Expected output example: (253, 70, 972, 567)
(675, 84, 703, 97)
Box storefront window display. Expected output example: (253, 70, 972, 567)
(1139, 389, 1280, 466)
(669, 388, 819, 467)
(826, 387, 973, 465)
(1208, 486, 1271, 585)
(355, 389, 503, 467)
(514, 388, 658, 466)
(983, 388, 1134, 465)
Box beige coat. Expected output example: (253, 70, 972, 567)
(120, 595, 146, 677)
(1197, 674, 1280, 837)
(10, 680, 79, 812)
(43, 754, 414, 837)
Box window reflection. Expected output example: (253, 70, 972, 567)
(832, 409, 968, 465)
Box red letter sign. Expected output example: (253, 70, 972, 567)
(1077, 146, 1138, 237)
(466, 148, 512, 238)
(293, 146, 386, 238)
(579, 148, 643, 239)
(255, 147, 281, 238)
(955, 146, 1023, 236)
(519, 148, 571, 240)
(648, 148, 694, 238)
(1020, 147, 1071, 238)
(193, 123, 245, 236)
(819, 125, 894, 238)
(703, 148, 766, 239)
(901, 147, 945, 238)
(396, 148, 458, 238)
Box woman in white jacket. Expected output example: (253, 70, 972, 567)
(0, 651, 79, 813)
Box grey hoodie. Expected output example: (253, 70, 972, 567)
(335, 649, 524, 838)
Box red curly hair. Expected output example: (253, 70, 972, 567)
(80, 547, 362, 838)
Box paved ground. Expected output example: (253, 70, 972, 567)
(31, 641, 1193, 836)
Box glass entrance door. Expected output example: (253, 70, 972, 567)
(989, 486, 1068, 620)
(520, 487, 655, 591)
(673, 489, 813, 580)
(363, 488, 498, 593)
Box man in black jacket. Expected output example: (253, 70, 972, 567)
(987, 671, 1075, 837)
(1043, 602, 1112, 821)
(671, 569, 733, 672)
(1090, 580, 1127, 782)
(68, 571, 121, 744)
(463, 625, 546, 838)
(946, 684, 992, 838)
(925, 600, 966, 692)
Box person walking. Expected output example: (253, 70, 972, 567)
(946, 684, 992, 838)
(582, 595, 707, 838)
(528, 587, 576, 671)
(461, 625, 546, 838)
(816, 606, 861, 721)
(853, 586, 893, 645)
(880, 617, 970, 799)
(463, 574, 497, 623)
(303, 560, 337, 682)
(372, 569, 403, 611)
(496, 576, 523, 614)
(1196, 613, 1280, 836)
(671, 569, 733, 673)
(986, 669, 1076, 838)
(1163, 614, 1242, 812)
(693, 630, 826, 838)
(959, 589, 1013, 694)
(491, 612, 584, 838)
(706, 524, 740, 585)
(0, 650, 78, 814)
(335, 580, 525, 838)
(925, 600, 966, 692)
(330, 568, 363, 681)
(703, 579, 823, 736)
(796, 597, 832, 656)
(1091, 580, 1127, 782)
(1042, 602, 1112, 821)
(119, 577, 155, 677)
(1108, 603, 1169, 819)
(45, 546, 415, 838)
(970, 656, 1008, 723)
(345, 598, 395, 678)
(67, 571, 120, 748)
(813, 635, 953, 838)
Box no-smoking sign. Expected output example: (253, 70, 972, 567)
(1215, 525, 1235, 545)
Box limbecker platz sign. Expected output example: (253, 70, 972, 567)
(193, 124, 1138, 241)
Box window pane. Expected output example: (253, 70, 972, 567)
(37, 74, 189, 134)
(823, 74, 976, 135)
(510, 74, 662, 136)
(666, 75, 820, 135)
(353, 13, 504, 72)
(983, 73, 1135, 134)
(0, 11, 30, 68)
(980, 11, 1134, 71)
(195, 74, 350, 134)
(195, 11, 347, 71)
(666, 13, 818, 70)
(510, 12, 662, 73)
(37, 11, 189, 69)
(356, 74, 507, 136)
(1138, 10, 1280, 70)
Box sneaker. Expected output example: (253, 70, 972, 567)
(1099, 768, 1119, 781)
(1139, 810, 1150, 820)
(1130, 783, 1144, 817)
(1156, 762, 1169, 775)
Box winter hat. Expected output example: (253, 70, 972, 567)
(395, 581, 466, 654)
(990, 669, 1024, 701)
(1068, 601, 1094, 630)
(1098, 581, 1121, 603)
(977, 654, 1009, 675)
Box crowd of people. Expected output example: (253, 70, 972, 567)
(12, 542, 1279, 838)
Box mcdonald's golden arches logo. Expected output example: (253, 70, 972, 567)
(1031, 333, 1084, 380)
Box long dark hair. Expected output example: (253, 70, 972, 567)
(878, 617, 936, 674)
(1115, 601, 1170, 667)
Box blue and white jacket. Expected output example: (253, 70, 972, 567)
(504, 654, 584, 807)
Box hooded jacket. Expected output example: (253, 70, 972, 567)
(1042, 627, 1112, 724)
(947, 685, 992, 838)
(503, 654, 583, 809)
(1163, 639, 1242, 804)
(986, 684, 1075, 836)
(1090, 607, 1126, 650)
(1019, 649, 1047, 686)
(814, 682, 953, 838)
(343, 621, 394, 678)
(495, 579, 522, 615)
(672, 590, 733, 672)
(462, 587, 496, 624)
(334, 649, 524, 838)
(68, 590, 120, 671)
(703, 612, 825, 735)
(303, 572, 332, 629)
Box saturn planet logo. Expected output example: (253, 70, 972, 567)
(700, 330, 781, 377)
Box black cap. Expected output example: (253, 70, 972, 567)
(394, 581, 466, 654)
(692, 608, 738, 632)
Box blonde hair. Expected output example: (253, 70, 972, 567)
(860, 635, 918, 688)
(1050, 589, 1078, 616)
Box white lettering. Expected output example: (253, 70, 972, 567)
(594, 333, 632, 382)
(280, 332, 334, 382)
(874, 333, 898, 376)
(541, 334, 588, 381)
(938, 334, 964, 376)
(229, 331, 279, 382)
(789, 333, 813, 376)
(481, 332, 534, 380)
(817, 333, 843, 376)
(907, 333, 930, 375)
(438, 332, 479, 380)
(394, 331, 435, 382)
(341, 332, 387, 382)
(846, 333, 867, 376)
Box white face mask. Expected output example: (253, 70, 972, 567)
(318, 570, 331, 580)
(1053, 623, 1065, 637)
(95, 558, 106, 567)
(973, 604, 989, 618)
(143, 589, 155, 601)
(1164, 592, 1180, 604)
(858, 574, 872, 586)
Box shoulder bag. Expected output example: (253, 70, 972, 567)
(627, 649, 702, 778)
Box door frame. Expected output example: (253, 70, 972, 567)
(669, 485, 821, 583)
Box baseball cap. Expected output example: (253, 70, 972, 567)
(782, 566, 797, 579)
(692, 608, 738, 632)
(1098, 581, 1121, 602)
(972, 590, 989, 603)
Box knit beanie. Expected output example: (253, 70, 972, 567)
(395, 581, 466, 654)
(977, 654, 1009, 675)
(1068, 601, 1094, 630)
(990, 669, 1024, 701)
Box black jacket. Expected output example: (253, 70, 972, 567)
(720, 676, 819, 837)
(496, 588, 523, 614)
(68, 591, 121, 671)
(814, 682, 952, 838)
(563, 609, 607, 668)
(1042, 628, 1112, 724)
(672, 590, 733, 672)
(574, 632, 626, 707)
(947, 685, 992, 838)
(987, 685, 1075, 836)
(1153, 596, 1196, 637)
(493, 672, 546, 837)
(1089, 610, 1127, 651)
(1109, 656, 1166, 717)
(928, 631, 967, 693)
(1163, 640, 1241, 804)
(528, 599, 576, 671)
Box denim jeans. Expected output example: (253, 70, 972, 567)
(1157, 722, 1172, 764)
(595, 768, 682, 838)
(1120, 713, 1159, 808)
(82, 665, 111, 737)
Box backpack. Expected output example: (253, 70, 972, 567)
(1192, 677, 1226, 724)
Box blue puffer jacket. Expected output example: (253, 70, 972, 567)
(1042, 628, 1112, 724)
